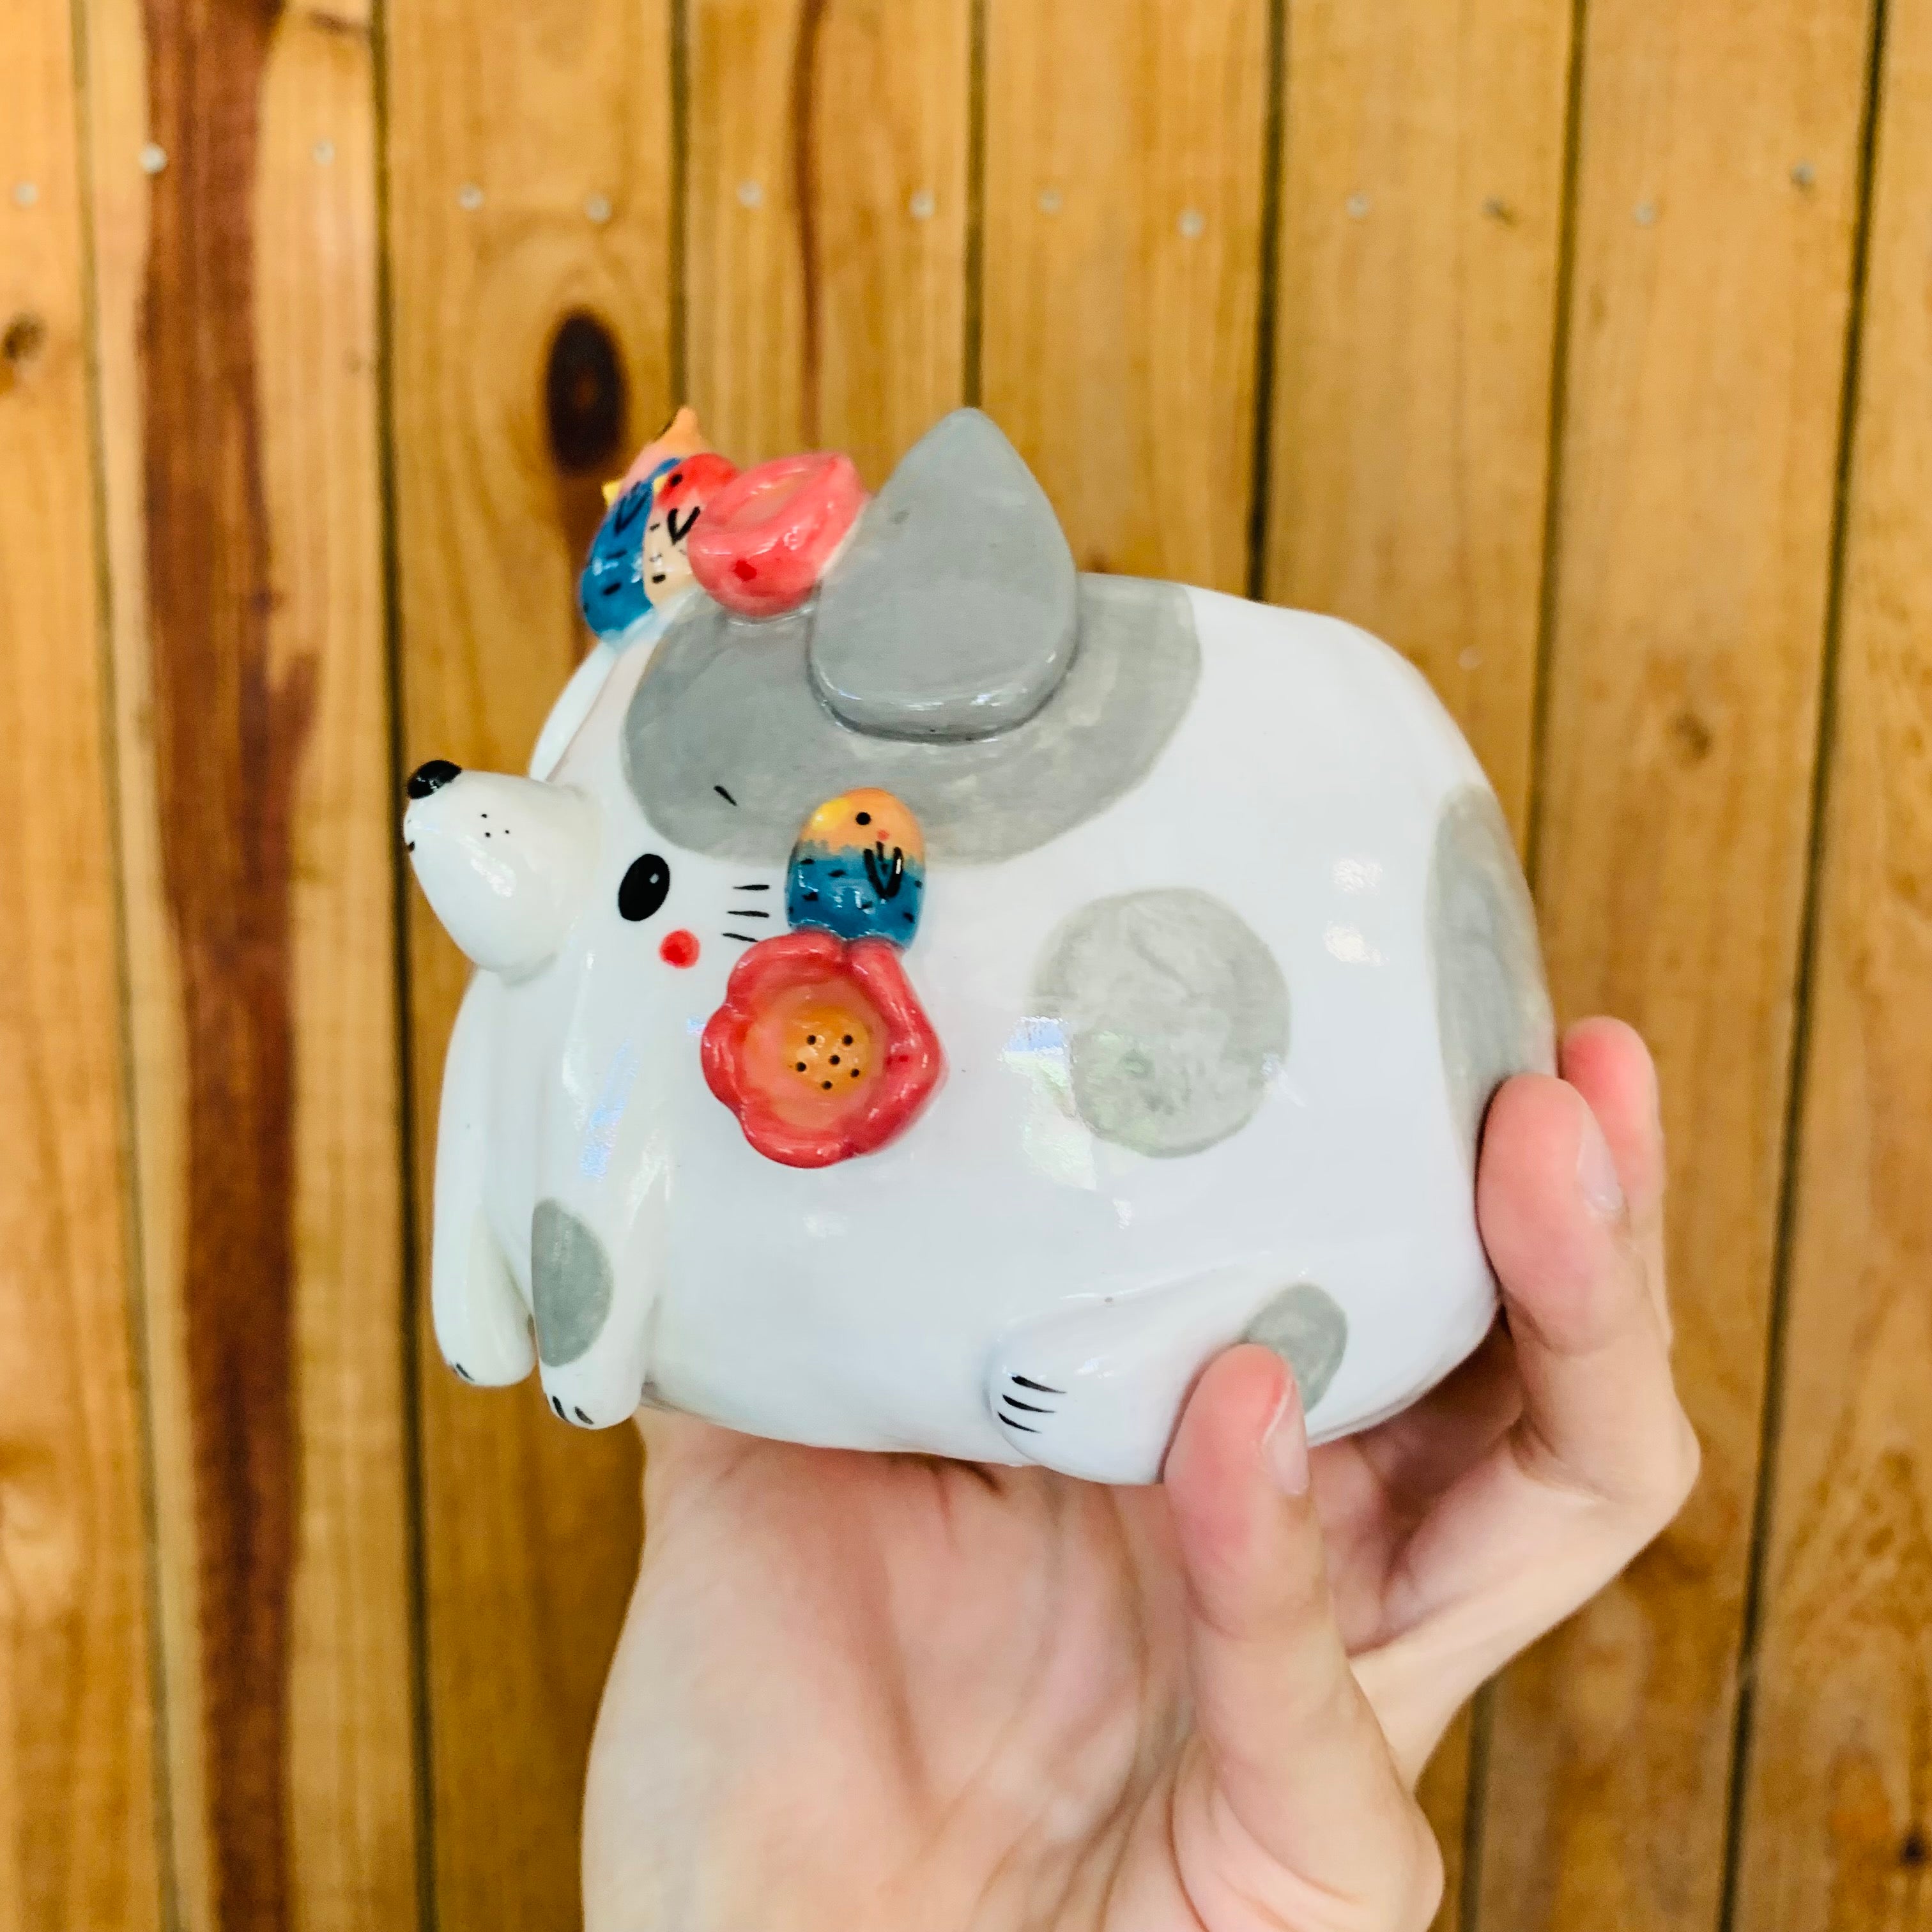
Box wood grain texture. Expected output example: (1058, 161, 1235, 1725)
(78, 0, 209, 1913)
(385, 1, 671, 1922)
(257, 8, 421, 1925)
(1261, 0, 1575, 836)
(979, 0, 1270, 592)
(85, 0, 420, 1922)
(0, 4, 164, 1928)
(1476, 3, 1876, 1929)
(684, 0, 972, 479)
(1729, 3, 1932, 1922)
(1418, 1706, 1473, 1932)
(1259, 12, 1577, 1905)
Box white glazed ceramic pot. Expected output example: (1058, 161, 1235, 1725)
(404, 409, 1553, 1485)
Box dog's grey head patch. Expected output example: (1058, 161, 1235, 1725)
(811, 409, 1077, 739)
(622, 574, 1199, 866)
(531, 1199, 614, 1367)
(1033, 887, 1289, 1159)
(1426, 786, 1555, 1157)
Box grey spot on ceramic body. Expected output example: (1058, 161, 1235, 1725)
(1426, 786, 1556, 1157)
(623, 575, 1199, 865)
(1244, 1283, 1349, 1410)
(1034, 888, 1289, 1158)
(811, 409, 1077, 739)
(530, 1200, 614, 1367)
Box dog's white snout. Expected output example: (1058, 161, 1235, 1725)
(404, 769, 599, 975)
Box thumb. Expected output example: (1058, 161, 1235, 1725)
(1163, 1347, 1443, 1931)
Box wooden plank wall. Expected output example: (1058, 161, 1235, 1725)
(0, 1, 162, 1926)
(2, 0, 1925, 1926)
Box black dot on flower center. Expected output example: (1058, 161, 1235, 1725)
(843, 1034, 853, 1045)
(830, 1055, 840, 1066)
(795, 1062, 806, 1072)
(821, 1080, 832, 1090)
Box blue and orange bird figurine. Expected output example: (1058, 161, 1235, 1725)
(578, 408, 739, 641)
(786, 790, 926, 947)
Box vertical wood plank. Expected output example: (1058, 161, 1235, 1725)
(980, 0, 1271, 592)
(385, 1, 673, 1923)
(684, 0, 972, 479)
(1261, 11, 1575, 1906)
(80, 0, 207, 1912)
(0, 3, 164, 1927)
(259, 12, 422, 1924)
(1262, 0, 1576, 836)
(84, 0, 420, 1922)
(1731, 2, 1932, 1921)
(1476, 3, 1876, 1928)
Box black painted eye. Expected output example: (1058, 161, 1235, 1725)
(618, 854, 671, 921)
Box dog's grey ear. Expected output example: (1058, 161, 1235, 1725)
(810, 409, 1077, 740)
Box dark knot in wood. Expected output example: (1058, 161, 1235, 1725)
(546, 311, 627, 477)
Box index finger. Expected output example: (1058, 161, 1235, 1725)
(1475, 1036, 1696, 1515)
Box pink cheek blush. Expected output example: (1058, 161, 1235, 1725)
(660, 930, 700, 969)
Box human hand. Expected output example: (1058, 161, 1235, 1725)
(582, 1018, 1698, 1931)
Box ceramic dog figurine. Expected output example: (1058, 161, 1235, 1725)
(404, 408, 1552, 1484)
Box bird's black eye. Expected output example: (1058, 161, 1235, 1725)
(618, 854, 671, 921)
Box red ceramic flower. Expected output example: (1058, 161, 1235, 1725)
(702, 928, 944, 1168)
(686, 450, 868, 618)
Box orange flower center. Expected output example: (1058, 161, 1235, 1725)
(741, 982, 884, 1123)
(781, 999, 875, 1092)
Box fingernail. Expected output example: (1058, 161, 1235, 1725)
(1264, 1375, 1310, 1495)
(1578, 1107, 1625, 1218)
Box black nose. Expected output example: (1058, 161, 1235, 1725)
(407, 759, 462, 799)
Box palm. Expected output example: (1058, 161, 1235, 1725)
(589, 1441, 1192, 1931)
(583, 1025, 1696, 1932)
